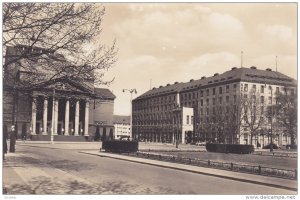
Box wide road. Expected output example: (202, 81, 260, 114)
(3, 145, 296, 195)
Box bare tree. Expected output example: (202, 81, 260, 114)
(267, 89, 297, 145)
(242, 89, 266, 145)
(3, 3, 117, 86)
(3, 3, 118, 148)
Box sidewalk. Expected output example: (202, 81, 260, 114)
(79, 150, 298, 192)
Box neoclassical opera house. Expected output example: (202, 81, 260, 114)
(3, 45, 116, 141)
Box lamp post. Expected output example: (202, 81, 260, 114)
(123, 88, 137, 140)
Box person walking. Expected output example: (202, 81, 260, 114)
(3, 126, 8, 160)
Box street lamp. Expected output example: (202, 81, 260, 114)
(123, 88, 137, 140)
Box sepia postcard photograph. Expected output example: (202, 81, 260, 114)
(1, 1, 298, 199)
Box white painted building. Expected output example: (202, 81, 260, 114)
(113, 115, 131, 140)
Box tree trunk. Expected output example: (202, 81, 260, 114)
(9, 89, 17, 153)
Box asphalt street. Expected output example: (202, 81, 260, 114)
(3, 144, 296, 195)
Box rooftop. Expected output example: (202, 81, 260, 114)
(135, 67, 296, 100)
(113, 115, 130, 124)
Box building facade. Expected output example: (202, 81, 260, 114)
(113, 115, 131, 140)
(132, 67, 296, 147)
(3, 45, 116, 141)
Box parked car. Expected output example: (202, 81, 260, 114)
(262, 143, 279, 149)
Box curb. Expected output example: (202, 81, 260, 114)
(79, 151, 297, 192)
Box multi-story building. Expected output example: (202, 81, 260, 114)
(113, 115, 131, 140)
(3, 45, 116, 141)
(132, 66, 296, 147)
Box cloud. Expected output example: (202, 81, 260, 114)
(100, 4, 297, 115)
(258, 24, 293, 41)
(207, 12, 243, 33)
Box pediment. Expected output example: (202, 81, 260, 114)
(41, 79, 93, 94)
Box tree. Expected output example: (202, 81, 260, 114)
(3, 3, 117, 147)
(268, 89, 297, 145)
(3, 3, 117, 86)
(242, 89, 266, 145)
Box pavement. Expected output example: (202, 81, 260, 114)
(2, 141, 298, 194)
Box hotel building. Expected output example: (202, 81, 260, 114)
(132, 66, 296, 147)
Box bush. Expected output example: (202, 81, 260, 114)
(286, 144, 297, 150)
(206, 143, 254, 154)
(102, 140, 139, 153)
(262, 143, 279, 149)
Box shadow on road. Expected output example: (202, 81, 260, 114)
(4, 176, 183, 195)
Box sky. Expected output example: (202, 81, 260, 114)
(96, 3, 297, 116)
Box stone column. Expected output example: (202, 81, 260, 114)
(31, 97, 37, 135)
(64, 99, 70, 136)
(74, 100, 80, 135)
(84, 100, 90, 136)
(53, 98, 59, 135)
(42, 97, 48, 135)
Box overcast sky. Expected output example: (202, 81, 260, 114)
(97, 3, 297, 116)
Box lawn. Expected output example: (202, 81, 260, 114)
(152, 151, 297, 170)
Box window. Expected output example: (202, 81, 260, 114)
(268, 97, 272, 105)
(200, 108, 203, 115)
(206, 98, 209, 106)
(253, 85, 256, 92)
(261, 106, 264, 114)
(186, 115, 189, 125)
(241, 84, 243, 92)
(219, 87, 223, 94)
(200, 99, 203, 106)
(226, 106, 229, 113)
(233, 95, 237, 104)
(189, 93, 191, 100)
(226, 96, 229, 103)
(213, 88, 216, 95)
(213, 107, 216, 115)
(206, 108, 209, 115)
(213, 98, 216, 105)
(233, 84, 237, 90)
(269, 86, 272, 94)
(260, 96, 264, 104)
(276, 87, 279, 95)
(193, 93, 195, 99)
(244, 84, 248, 92)
(184, 93, 187, 100)
(261, 85, 264, 93)
(219, 97, 222, 104)
(291, 88, 295, 95)
(200, 90, 204, 97)
(226, 85, 229, 93)
(206, 89, 209, 96)
(191, 116, 194, 124)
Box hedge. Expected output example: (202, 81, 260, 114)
(206, 143, 254, 154)
(102, 140, 139, 153)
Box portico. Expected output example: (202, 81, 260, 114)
(30, 94, 90, 137)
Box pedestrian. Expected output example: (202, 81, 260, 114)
(3, 126, 8, 160)
(9, 125, 16, 153)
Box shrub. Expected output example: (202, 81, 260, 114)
(262, 143, 279, 149)
(102, 140, 139, 153)
(286, 144, 297, 150)
(206, 143, 254, 154)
